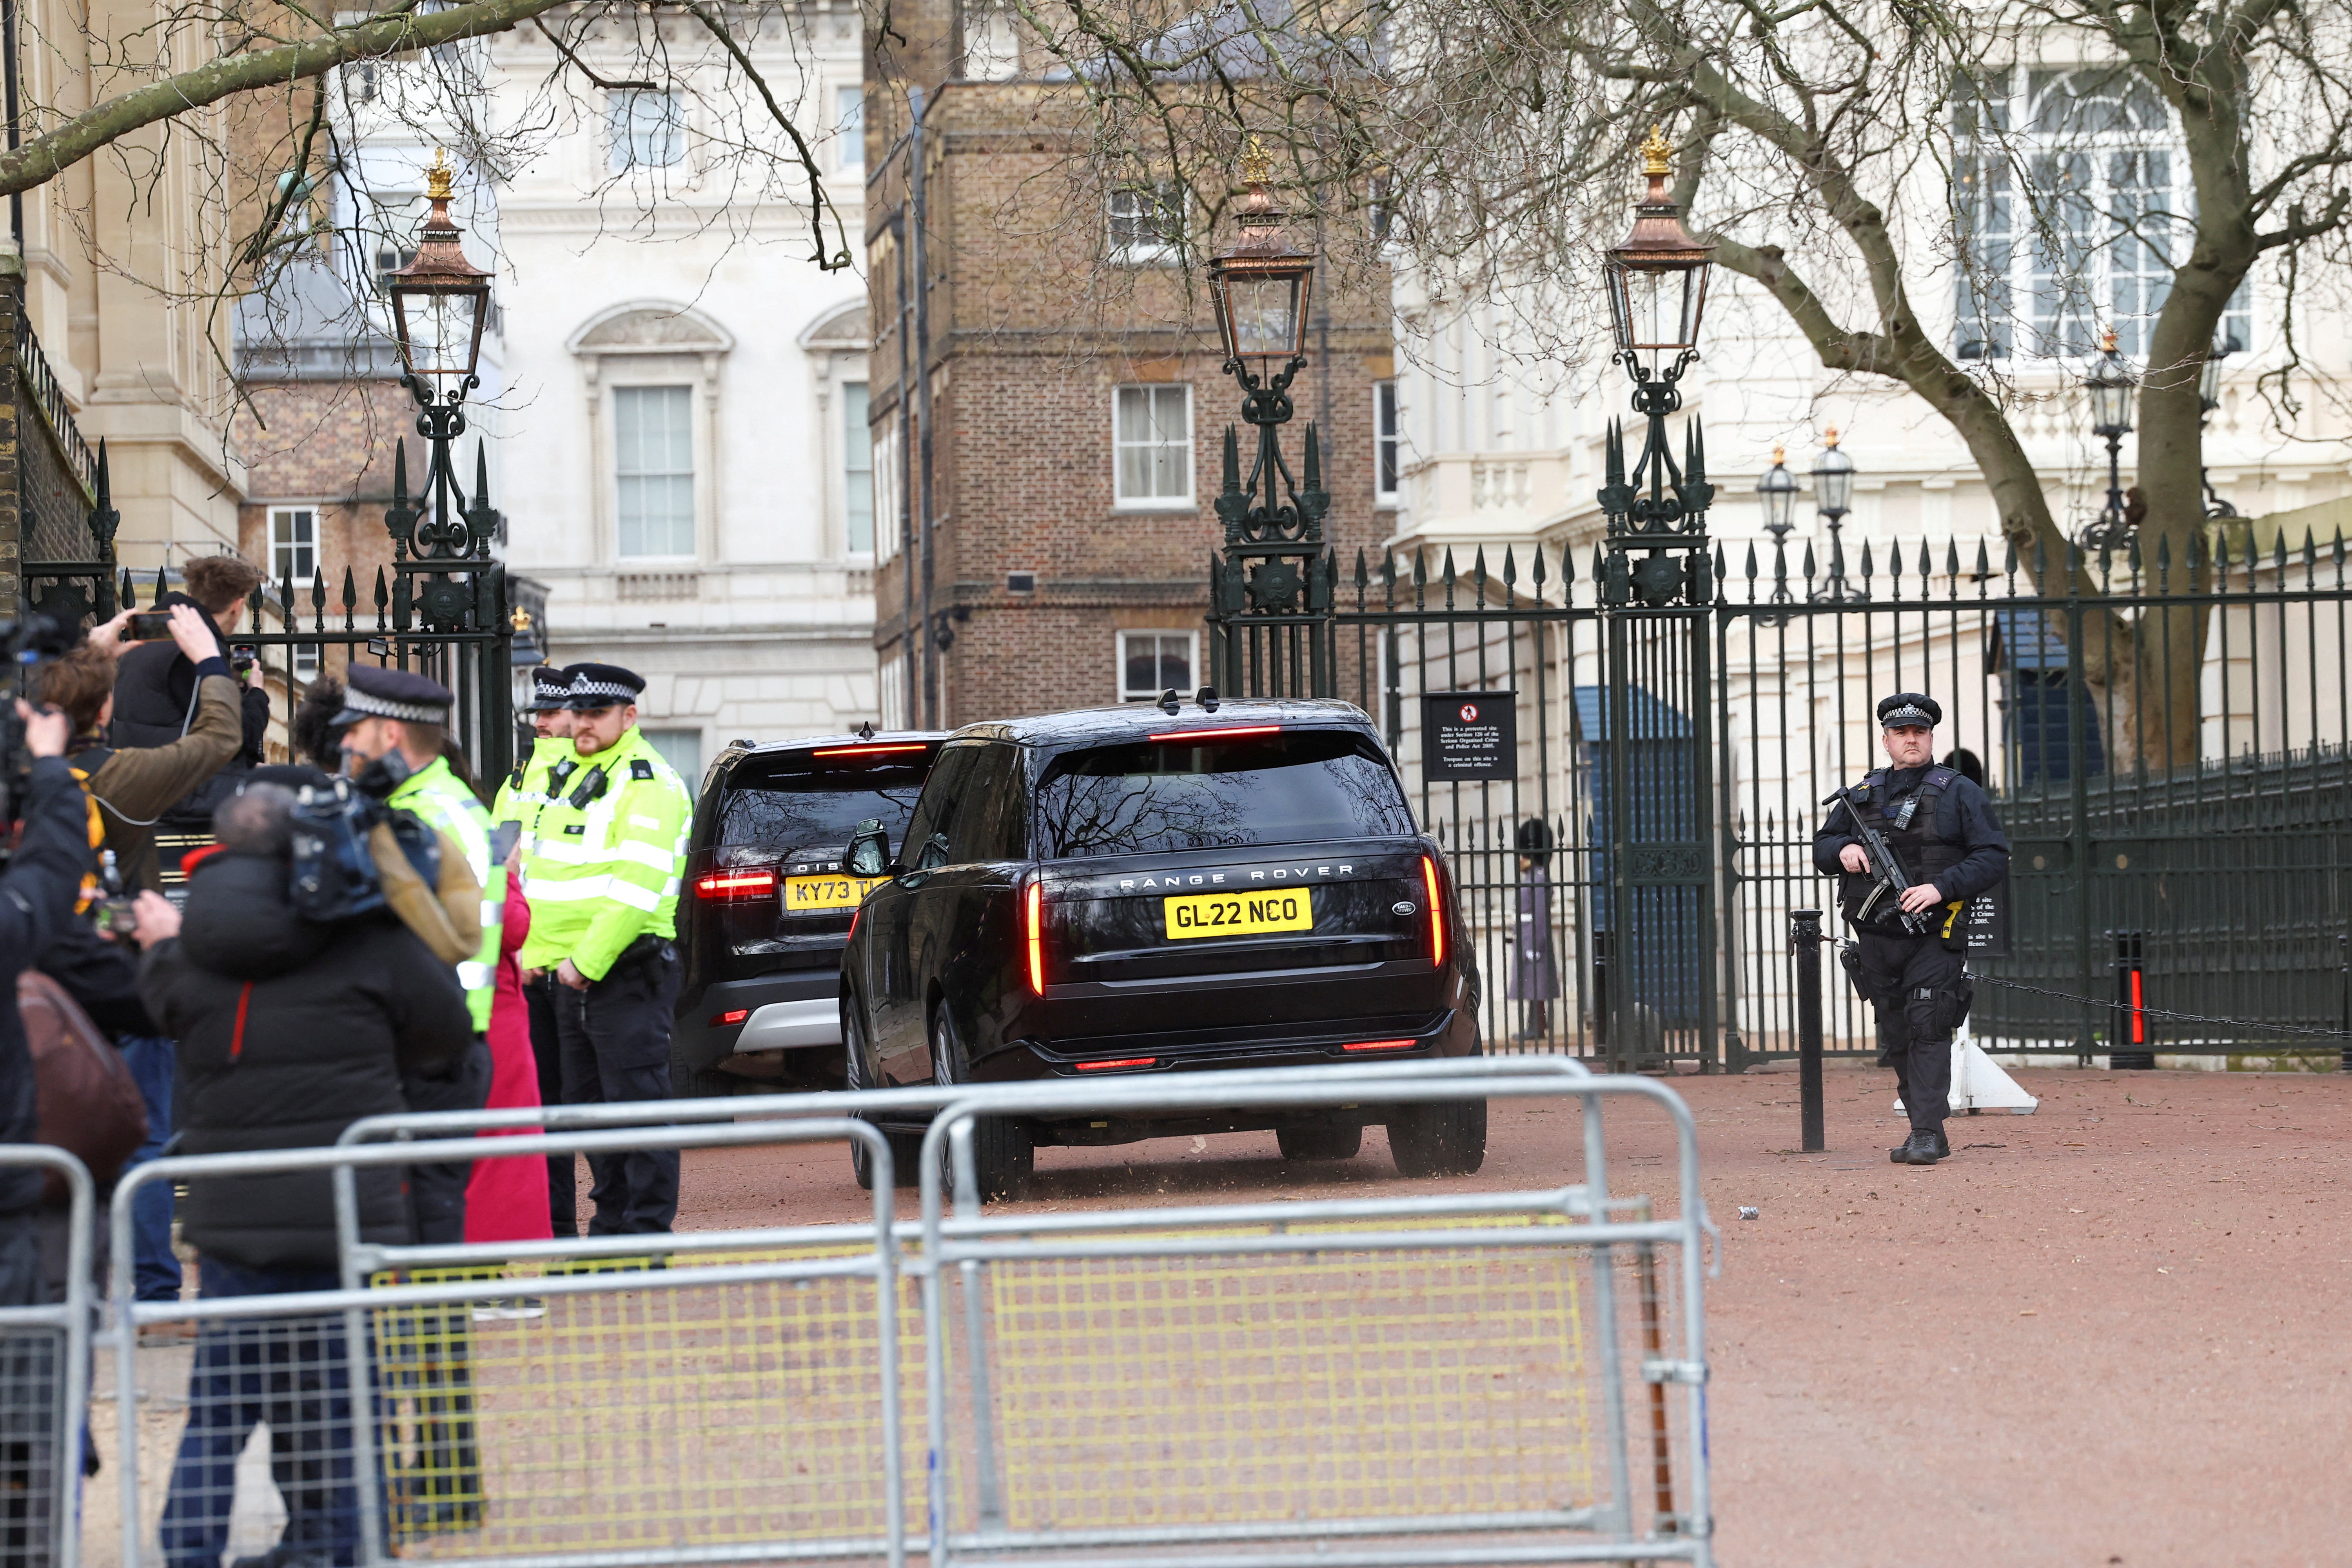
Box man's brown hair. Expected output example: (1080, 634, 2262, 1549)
(181, 555, 263, 617)
(32, 647, 118, 738)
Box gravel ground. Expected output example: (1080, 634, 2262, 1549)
(679, 1060, 2350, 1567)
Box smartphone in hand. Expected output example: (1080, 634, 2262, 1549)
(125, 612, 173, 641)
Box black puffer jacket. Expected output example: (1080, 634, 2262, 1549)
(138, 850, 471, 1270)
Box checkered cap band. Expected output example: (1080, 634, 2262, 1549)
(568, 677, 637, 704)
(1880, 702, 1935, 728)
(530, 670, 570, 701)
(341, 686, 448, 724)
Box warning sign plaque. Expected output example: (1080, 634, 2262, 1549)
(1421, 691, 1517, 782)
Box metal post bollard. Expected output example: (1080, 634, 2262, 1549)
(2109, 928, 2153, 1069)
(1791, 909, 1825, 1152)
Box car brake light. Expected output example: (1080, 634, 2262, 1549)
(1420, 855, 1445, 968)
(711, 1009, 750, 1027)
(847, 904, 860, 943)
(1025, 881, 1046, 996)
(1150, 725, 1279, 744)
(1076, 1057, 1158, 1072)
(695, 869, 778, 900)
(1343, 1039, 1416, 1053)
(809, 743, 931, 758)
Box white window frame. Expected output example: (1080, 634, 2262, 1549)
(1116, 628, 1200, 704)
(609, 89, 684, 174)
(1953, 65, 2251, 361)
(842, 379, 875, 558)
(267, 505, 323, 675)
(873, 414, 903, 563)
(1374, 380, 1401, 506)
(1111, 383, 1194, 510)
(1107, 184, 1183, 266)
(877, 651, 906, 730)
(613, 384, 698, 561)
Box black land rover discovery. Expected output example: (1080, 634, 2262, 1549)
(837, 699, 1485, 1197)
(671, 730, 949, 1095)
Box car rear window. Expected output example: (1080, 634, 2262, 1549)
(1035, 730, 1413, 858)
(716, 754, 932, 851)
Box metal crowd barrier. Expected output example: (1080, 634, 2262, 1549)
(0, 1145, 94, 1568)
(82, 1063, 1711, 1568)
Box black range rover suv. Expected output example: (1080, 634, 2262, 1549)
(837, 699, 1484, 1196)
(670, 730, 949, 1095)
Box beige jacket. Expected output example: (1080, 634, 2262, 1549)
(75, 674, 244, 891)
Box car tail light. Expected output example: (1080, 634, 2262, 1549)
(1420, 855, 1445, 968)
(810, 743, 932, 758)
(695, 868, 777, 900)
(711, 1008, 750, 1027)
(1150, 725, 1279, 744)
(847, 904, 861, 944)
(1076, 1057, 1158, 1072)
(1024, 880, 1046, 996)
(1343, 1039, 1416, 1053)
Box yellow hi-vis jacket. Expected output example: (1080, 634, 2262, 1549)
(388, 754, 501, 1031)
(516, 725, 693, 982)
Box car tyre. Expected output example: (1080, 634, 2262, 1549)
(668, 1044, 738, 1103)
(1276, 1122, 1363, 1161)
(931, 1007, 1033, 1203)
(844, 996, 922, 1191)
(1387, 1098, 1488, 1178)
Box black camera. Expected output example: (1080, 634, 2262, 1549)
(0, 612, 79, 834)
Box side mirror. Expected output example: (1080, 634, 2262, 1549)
(847, 818, 891, 878)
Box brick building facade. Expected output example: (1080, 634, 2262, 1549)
(863, 10, 1394, 730)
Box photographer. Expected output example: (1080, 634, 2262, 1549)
(0, 699, 96, 1304)
(133, 782, 470, 1568)
(45, 604, 249, 892)
(110, 555, 269, 769)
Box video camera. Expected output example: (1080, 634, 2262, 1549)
(0, 612, 80, 836)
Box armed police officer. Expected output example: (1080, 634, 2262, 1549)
(1814, 693, 2010, 1166)
(516, 663, 693, 1234)
(333, 666, 499, 1239)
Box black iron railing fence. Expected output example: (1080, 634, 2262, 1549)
(1212, 523, 2352, 1064)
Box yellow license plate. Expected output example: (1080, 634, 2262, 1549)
(1163, 889, 1314, 940)
(783, 874, 888, 912)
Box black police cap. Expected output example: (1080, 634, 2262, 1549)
(332, 665, 456, 728)
(1877, 691, 1942, 729)
(523, 663, 581, 713)
(564, 662, 646, 711)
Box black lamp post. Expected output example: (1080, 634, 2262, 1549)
(1596, 127, 1717, 608)
(1207, 140, 1330, 694)
(382, 149, 504, 637)
(2076, 327, 2138, 554)
(2199, 335, 2239, 519)
(1811, 425, 1860, 601)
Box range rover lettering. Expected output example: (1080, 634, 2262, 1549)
(838, 699, 1485, 1198)
(671, 730, 949, 1095)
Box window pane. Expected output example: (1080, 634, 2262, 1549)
(1124, 637, 1160, 697)
(843, 381, 873, 554)
(836, 85, 864, 172)
(610, 91, 682, 172)
(643, 728, 702, 783)
(1156, 635, 1191, 691)
(616, 386, 694, 558)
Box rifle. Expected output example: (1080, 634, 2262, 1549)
(1825, 785, 1933, 935)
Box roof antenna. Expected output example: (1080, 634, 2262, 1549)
(1158, 688, 1182, 715)
(1195, 686, 1220, 712)
(857, 720, 876, 740)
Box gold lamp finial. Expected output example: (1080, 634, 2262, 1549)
(1771, 443, 1785, 463)
(426, 148, 454, 202)
(510, 607, 532, 633)
(2100, 325, 2118, 354)
(1639, 125, 1673, 178)
(1240, 135, 1274, 191)
(1824, 424, 1841, 447)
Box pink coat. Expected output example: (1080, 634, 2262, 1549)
(463, 867, 553, 1244)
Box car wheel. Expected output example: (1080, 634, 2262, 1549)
(669, 1043, 737, 1103)
(1276, 1122, 1363, 1161)
(844, 996, 922, 1192)
(1387, 1097, 1488, 1178)
(931, 1007, 1033, 1203)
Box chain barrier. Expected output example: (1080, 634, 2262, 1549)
(1965, 971, 2352, 1042)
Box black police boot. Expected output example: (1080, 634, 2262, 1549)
(1888, 1136, 1912, 1164)
(1899, 1130, 1943, 1165)
(1933, 1127, 1951, 1159)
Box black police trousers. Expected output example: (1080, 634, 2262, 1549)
(402, 1036, 493, 1245)
(1845, 931, 1970, 1132)
(555, 951, 682, 1234)
(523, 974, 577, 1236)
